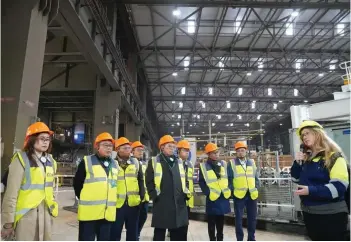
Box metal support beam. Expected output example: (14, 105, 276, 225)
(115, 0, 349, 9)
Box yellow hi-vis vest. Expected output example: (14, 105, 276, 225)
(230, 158, 258, 200)
(151, 155, 189, 196)
(140, 161, 150, 202)
(185, 160, 194, 208)
(14, 152, 58, 228)
(116, 157, 141, 208)
(199, 161, 231, 201)
(78, 155, 118, 222)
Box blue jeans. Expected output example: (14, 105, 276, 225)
(137, 202, 149, 240)
(109, 203, 140, 241)
(234, 192, 257, 241)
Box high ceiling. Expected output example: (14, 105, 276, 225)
(126, 1, 350, 135)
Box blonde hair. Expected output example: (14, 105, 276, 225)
(302, 127, 345, 170)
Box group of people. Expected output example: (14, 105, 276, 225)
(1, 120, 350, 241)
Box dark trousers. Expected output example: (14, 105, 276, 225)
(303, 212, 348, 241)
(153, 226, 188, 241)
(78, 219, 112, 241)
(137, 202, 149, 240)
(207, 215, 224, 241)
(110, 203, 140, 241)
(185, 206, 191, 236)
(234, 193, 257, 241)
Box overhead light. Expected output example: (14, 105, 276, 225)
(286, 23, 294, 36)
(172, 9, 181, 16)
(245, 123, 250, 127)
(238, 88, 243, 96)
(218, 132, 221, 134)
(291, 11, 299, 17)
(230, 123, 234, 126)
(279, 114, 283, 117)
(226, 102, 231, 109)
(318, 73, 324, 77)
(268, 88, 272, 96)
(258, 62, 264, 71)
(171, 124, 174, 127)
(184, 57, 190, 71)
(217, 115, 221, 119)
(171, 131, 174, 134)
(172, 72, 178, 77)
(177, 122, 180, 126)
(190, 124, 193, 127)
(247, 72, 252, 76)
(179, 102, 183, 108)
(257, 115, 261, 120)
(197, 115, 200, 119)
(304, 100, 308, 103)
(172, 101, 176, 104)
(295, 62, 301, 72)
(280, 123, 283, 126)
(202, 131, 205, 134)
(251, 102, 255, 109)
(273, 103, 278, 109)
(172, 114, 175, 117)
(193, 114, 197, 118)
(187, 132, 190, 134)
(212, 123, 216, 126)
(252, 100, 256, 103)
(201, 102, 206, 108)
(237, 114, 242, 120)
(181, 87, 186, 95)
(329, 64, 336, 70)
(188, 20, 195, 34)
(209, 87, 213, 95)
(278, 100, 283, 103)
(178, 115, 181, 119)
(234, 21, 242, 34)
(336, 24, 345, 36)
(294, 88, 298, 96)
(219, 61, 224, 70)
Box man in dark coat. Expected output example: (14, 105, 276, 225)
(145, 135, 189, 241)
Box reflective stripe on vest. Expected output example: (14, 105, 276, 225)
(78, 155, 118, 222)
(185, 160, 194, 208)
(230, 159, 258, 200)
(152, 155, 188, 197)
(116, 158, 141, 208)
(141, 162, 150, 202)
(14, 152, 58, 228)
(199, 161, 231, 201)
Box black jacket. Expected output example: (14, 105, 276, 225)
(73, 155, 145, 201)
(146, 153, 189, 229)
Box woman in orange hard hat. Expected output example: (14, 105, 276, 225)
(110, 137, 145, 241)
(227, 141, 259, 241)
(1, 122, 58, 241)
(145, 135, 189, 241)
(198, 143, 231, 241)
(73, 132, 118, 241)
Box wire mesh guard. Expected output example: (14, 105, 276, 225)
(339, 61, 351, 85)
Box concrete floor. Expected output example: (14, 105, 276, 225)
(52, 189, 305, 241)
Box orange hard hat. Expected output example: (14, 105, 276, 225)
(24, 122, 53, 147)
(205, 143, 218, 154)
(25, 122, 53, 139)
(131, 141, 143, 149)
(177, 140, 190, 150)
(235, 141, 248, 150)
(94, 132, 114, 148)
(115, 137, 130, 149)
(158, 135, 176, 148)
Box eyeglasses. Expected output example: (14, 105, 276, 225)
(38, 137, 51, 143)
(119, 146, 132, 151)
(100, 144, 114, 149)
(165, 144, 177, 149)
(134, 148, 144, 152)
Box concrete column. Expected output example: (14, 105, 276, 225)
(93, 78, 122, 139)
(1, 1, 51, 171)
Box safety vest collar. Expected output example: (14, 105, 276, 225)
(234, 158, 253, 166)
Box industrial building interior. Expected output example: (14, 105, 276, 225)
(1, 0, 350, 240)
